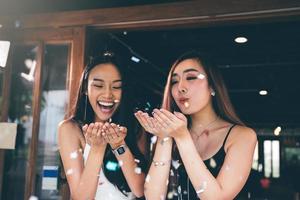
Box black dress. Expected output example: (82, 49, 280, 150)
(168, 124, 250, 200)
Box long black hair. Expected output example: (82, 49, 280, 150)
(70, 51, 146, 196)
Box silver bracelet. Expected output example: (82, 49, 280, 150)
(152, 160, 171, 166)
(160, 137, 171, 145)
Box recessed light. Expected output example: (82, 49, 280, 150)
(131, 56, 140, 63)
(235, 36, 248, 43)
(274, 126, 281, 136)
(259, 90, 268, 96)
(0, 24, 2, 28)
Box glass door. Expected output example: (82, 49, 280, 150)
(0, 27, 86, 200)
(34, 44, 70, 200)
(1, 44, 39, 200)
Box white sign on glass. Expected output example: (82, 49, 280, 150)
(0, 41, 10, 67)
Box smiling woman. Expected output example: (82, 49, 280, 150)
(58, 51, 146, 200)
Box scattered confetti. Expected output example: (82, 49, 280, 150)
(151, 136, 158, 144)
(145, 174, 151, 183)
(134, 167, 142, 174)
(184, 101, 189, 108)
(66, 169, 74, 176)
(172, 160, 181, 169)
(197, 73, 206, 80)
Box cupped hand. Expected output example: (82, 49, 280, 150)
(102, 122, 127, 149)
(82, 122, 107, 148)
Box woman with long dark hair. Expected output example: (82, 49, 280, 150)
(58, 52, 146, 200)
(135, 50, 257, 199)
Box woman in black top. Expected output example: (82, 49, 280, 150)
(135, 50, 257, 199)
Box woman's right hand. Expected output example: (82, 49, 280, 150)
(134, 110, 169, 139)
(82, 122, 107, 148)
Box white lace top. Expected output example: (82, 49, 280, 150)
(83, 144, 136, 200)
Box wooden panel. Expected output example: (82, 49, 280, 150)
(2, 27, 75, 43)
(0, 0, 300, 30)
(24, 42, 44, 199)
(66, 26, 86, 118)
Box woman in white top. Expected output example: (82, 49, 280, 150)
(58, 51, 146, 200)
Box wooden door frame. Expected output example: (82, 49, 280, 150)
(0, 26, 86, 200)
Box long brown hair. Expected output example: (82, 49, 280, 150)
(162, 50, 244, 126)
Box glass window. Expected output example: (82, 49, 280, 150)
(264, 140, 280, 178)
(272, 141, 280, 178)
(264, 140, 272, 177)
(34, 44, 70, 199)
(1, 45, 37, 200)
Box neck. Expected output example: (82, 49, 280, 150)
(190, 103, 218, 130)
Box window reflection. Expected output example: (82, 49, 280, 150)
(34, 44, 69, 199)
(1, 45, 37, 200)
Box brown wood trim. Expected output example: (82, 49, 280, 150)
(0, 43, 14, 200)
(24, 42, 44, 199)
(2, 27, 75, 43)
(66, 27, 86, 118)
(1, 1, 300, 30)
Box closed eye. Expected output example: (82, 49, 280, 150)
(186, 76, 197, 80)
(93, 84, 104, 88)
(171, 80, 178, 85)
(112, 86, 122, 89)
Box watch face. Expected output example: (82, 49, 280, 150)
(116, 146, 126, 155)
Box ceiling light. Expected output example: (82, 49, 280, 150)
(259, 90, 268, 96)
(131, 56, 140, 63)
(0, 24, 3, 28)
(274, 126, 281, 136)
(235, 36, 248, 43)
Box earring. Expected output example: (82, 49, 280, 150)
(211, 90, 215, 96)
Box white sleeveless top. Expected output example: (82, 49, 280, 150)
(83, 144, 136, 200)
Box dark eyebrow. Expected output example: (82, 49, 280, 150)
(113, 80, 122, 83)
(183, 68, 199, 73)
(93, 78, 122, 83)
(93, 78, 104, 82)
(172, 68, 199, 77)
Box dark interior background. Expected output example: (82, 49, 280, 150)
(88, 20, 300, 127)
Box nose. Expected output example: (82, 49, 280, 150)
(178, 79, 188, 94)
(103, 86, 113, 98)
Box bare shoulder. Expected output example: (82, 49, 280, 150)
(226, 125, 257, 148)
(58, 119, 85, 145)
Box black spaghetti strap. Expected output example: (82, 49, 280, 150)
(222, 124, 236, 146)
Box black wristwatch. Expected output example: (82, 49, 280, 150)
(112, 144, 127, 156)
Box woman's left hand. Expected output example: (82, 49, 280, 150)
(152, 108, 189, 139)
(102, 122, 127, 149)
